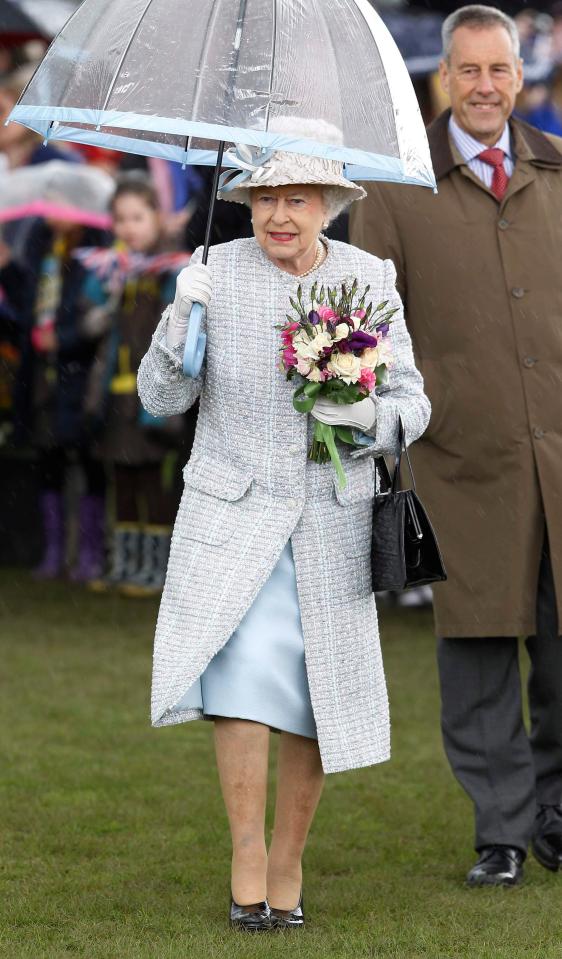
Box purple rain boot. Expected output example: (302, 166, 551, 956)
(69, 494, 106, 582)
(33, 491, 65, 580)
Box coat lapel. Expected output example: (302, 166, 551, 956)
(427, 109, 562, 207)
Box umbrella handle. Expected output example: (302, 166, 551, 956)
(182, 301, 206, 378)
(182, 140, 225, 378)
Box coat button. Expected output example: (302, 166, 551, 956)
(498, 218, 510, 230)
(523, 357, 537, 368)
(289, 445, 301, 456)
(287, 497, 298, 508)
(511, 287, 525, 298)
(533, 427, 545, 439)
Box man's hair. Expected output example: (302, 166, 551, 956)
(442, 5, 521, 62)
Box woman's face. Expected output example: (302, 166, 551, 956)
(250, 184, 327, 265)
(112, 193, 162, 253)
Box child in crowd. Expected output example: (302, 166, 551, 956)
(0, 217, 108, 580)
(83, 175, 194, 597)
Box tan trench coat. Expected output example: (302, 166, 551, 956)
(351, 111, 562, 638)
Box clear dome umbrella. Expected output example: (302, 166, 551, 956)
(7, 0, 436, 374)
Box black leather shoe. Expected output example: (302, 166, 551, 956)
(466, 846, 524, 886)
(229, 898, 271, 931)
(270, 892, 305, 929)
(532, 804, 562, 872)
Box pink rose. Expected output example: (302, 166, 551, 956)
(359, 368, 376, 391)
(317, 306, 337, 322)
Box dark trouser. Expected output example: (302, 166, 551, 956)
(438, 539, 562, 855)
(39, 447, 106, 496)
(113, 463, 178, 526)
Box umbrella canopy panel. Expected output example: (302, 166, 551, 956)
(10, 0, 434, 187)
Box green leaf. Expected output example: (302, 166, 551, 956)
(334, 426, 356, 446)
(292, 381, 323, 413)
(376, 363, 389, 387)
(325, 383, 364, 405)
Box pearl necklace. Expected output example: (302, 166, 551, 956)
(296, 238, 327, 279)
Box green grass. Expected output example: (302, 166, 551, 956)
(0, 571, 560, 959)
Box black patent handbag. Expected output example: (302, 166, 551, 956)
(371, 418, 447, 592)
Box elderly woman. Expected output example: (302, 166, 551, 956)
(137, 143, 430, 931)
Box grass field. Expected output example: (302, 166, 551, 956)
(1, 570, 560, 959)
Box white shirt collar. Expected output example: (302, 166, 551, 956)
(449, 114, 512, 162)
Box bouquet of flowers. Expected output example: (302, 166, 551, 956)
(279, 280, 397, 487)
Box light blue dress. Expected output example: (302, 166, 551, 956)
(176, 540, 317, 740)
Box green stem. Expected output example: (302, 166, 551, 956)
(313, 421, 347, 488)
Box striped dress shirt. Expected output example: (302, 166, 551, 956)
(448, 115, 514, 189)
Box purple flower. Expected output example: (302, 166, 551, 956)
(308, 310, 321, 325)
(348, 330, 378, 351)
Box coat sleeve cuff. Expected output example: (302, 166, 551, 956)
(150, 305, 185, 372)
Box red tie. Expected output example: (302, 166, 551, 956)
(478, 148, 509, 201)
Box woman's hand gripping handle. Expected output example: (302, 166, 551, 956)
(166, 262, 213, 377)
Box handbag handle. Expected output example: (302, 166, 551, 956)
(377, 416, 417, 495)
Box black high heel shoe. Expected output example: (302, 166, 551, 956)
(270, 892, 305, 929)
(229, 898, 271, 932)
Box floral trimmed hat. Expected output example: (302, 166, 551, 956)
(217, 117, 366, 217)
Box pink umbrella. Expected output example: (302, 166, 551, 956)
(0, 160, 113, 229)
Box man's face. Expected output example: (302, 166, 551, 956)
(439, 25, 523, 145)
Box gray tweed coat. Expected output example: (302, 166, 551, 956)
(137, 237, 430, 774)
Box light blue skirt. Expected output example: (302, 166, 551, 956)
(176, 540, 317, 740)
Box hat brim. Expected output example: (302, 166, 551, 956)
(218, 176, 366, 213)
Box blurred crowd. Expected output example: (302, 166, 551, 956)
(0, 1, 560, 604)
(0, 49, 258, 594)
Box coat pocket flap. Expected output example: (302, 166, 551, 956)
(183, 454, 252, 501)
(334, 458, 375, 506)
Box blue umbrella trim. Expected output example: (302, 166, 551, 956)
(8, 104, 436, 188)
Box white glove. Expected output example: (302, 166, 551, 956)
(311, 396, 376, 432)
(166, 262, 213, 349)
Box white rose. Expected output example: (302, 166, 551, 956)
(376, 338, 394, 367)
(310, 329, 333, 355)
(360, 346, 379, 370)
(294, 328, 332, 361)
(293, 334, 318, 362)
(307, 365, 323, 382)
(333, 322, 350, 342)
(327, 351, 362, 384)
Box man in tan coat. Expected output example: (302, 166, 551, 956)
(351, 4, 562, 885)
